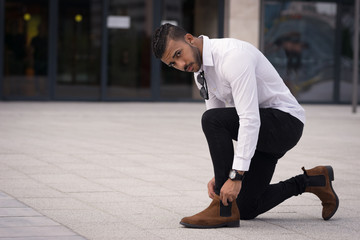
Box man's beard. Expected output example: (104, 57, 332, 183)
(192, 45, 202, 71)
(184, 43, 202, 72)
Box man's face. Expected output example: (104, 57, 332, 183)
(161, 38, 202, 72)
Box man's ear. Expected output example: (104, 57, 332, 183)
(184, 33, 194, 44)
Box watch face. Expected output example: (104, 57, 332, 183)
(229, 170, 236, 179)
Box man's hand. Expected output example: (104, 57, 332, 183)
(220, 179, 242, 206)
(207, 177, 216, 199)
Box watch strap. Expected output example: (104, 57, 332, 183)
(229, 169, 244, 181)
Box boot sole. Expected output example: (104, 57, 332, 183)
(180, 220, 240, 228)
(324, 166, 339, 220)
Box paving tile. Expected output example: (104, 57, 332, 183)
(0, 179, 46, 190)
(0, 192, 11, 199)
(14, 166, 69, 175)
(0, 237, 86, 240)
(0, 198, 27, 208)
(0, 216, 60, 227)
(70, 222, 161, 240)
(49, 181, 113, 193)
(41, 209, 120, 225)
(2, 188, 66, 198)
(0, 192, 86, 239)
(0, 208, 42, 217)
(19, 198, 93, 211)
(93, 178, 180, 197)
(68, 191, 133, 203)
(0, 226, 79, 238)
(0, 169, 27, 179)
(148, 228, 242, 240)
(29, 174, 88, 184)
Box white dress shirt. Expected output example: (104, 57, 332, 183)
(194, 36, 305, 171)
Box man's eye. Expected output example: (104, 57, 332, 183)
(176, 51, 181, 57)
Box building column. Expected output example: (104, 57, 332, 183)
(225, 0, 260, 48)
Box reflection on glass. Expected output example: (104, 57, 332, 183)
(107, 0, 151, 99)
(3, 0, 48, 98)
(56, 0, 102, 99)
(264, 1, 336, 101)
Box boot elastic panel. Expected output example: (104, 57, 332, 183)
(302, 167, 326, 187)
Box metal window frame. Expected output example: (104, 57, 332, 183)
(352, 0, 360, 112)
(49, 0, 58, 100)
(100, 0, 109, 101)
(218, 0, 225, 38)
(0, 0, 4, 100)
(151, 0, 162, 101)
(333, 0, 343, 103)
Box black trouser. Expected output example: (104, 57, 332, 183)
(201, 108, 305, 220)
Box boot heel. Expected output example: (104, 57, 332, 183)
(325, 166, 334, 181)
(226, 221, 240, 227)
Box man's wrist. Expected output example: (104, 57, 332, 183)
(229, 169, 245, 181)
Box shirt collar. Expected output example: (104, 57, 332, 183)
(200, 35, 214, 69)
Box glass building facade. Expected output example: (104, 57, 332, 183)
(262, 0, 359, 103)
(0, 0, 359, 103)
(0, 0, 224, 101)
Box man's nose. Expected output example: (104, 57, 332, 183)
(176, 59, 186, 71)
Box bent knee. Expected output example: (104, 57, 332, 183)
(201, 108, 220, 123)
(201, 109, 222, 129)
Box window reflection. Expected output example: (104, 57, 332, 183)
(264, 2, 336, 101)
(106, 0, 151, 99)
(56, 0, 102, 99)
(3, 0, 48, 98)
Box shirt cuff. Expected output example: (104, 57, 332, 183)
(232, 156, 251, 171)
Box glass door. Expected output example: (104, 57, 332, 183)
(106, 0, 152, 99)
(3, 0, 49, 99)
(55, 0, 102, 100)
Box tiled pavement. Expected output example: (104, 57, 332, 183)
(0, 102, 359, 240)
(0, 191, 86, 239)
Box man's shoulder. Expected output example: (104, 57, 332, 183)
(210, 38, 260, 58)
(209, 38, 248, 53)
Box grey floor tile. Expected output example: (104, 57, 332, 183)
(0, 216, 60, 227)
(0, 192, 87, 239)
(0, 192, 10, 199)
(0, 226, 80, 238)
(0, 237, 86, 240)
(1, 187, 66, 198)
(19, 198, 92, 211)
(0, 198, 27, 208)
(0, 208, 42, 217)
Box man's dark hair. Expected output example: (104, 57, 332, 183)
(151, 23, 187, 59)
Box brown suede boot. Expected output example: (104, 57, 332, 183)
(302, 166, 339, 220)
(180, 195, 240, 228)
